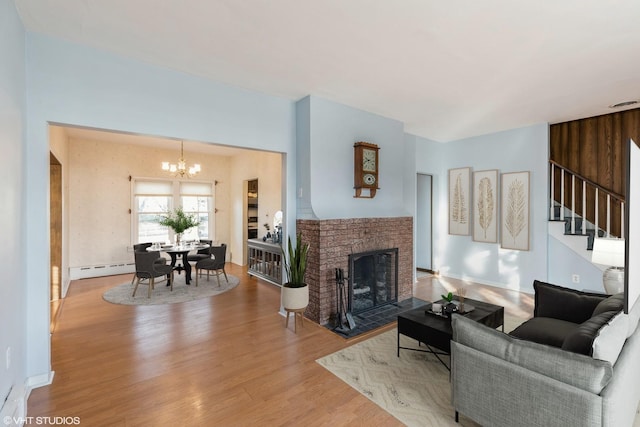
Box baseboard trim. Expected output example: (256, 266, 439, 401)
(27, 371, 55, 389)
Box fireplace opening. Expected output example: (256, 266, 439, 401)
(348, 248, 398, 315)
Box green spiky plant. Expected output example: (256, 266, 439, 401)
(156, 207, 200, 234)
(441, 291, 454, 303)
(282, 233, 309, 288)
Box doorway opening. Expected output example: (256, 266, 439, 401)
(50, 152, 62, 332)
(416, 173, 434, 275)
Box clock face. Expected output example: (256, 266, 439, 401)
(363, 173, 376, 186)
(362, 149, 377, 172)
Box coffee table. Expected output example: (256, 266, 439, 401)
(397, 297, 504, 370)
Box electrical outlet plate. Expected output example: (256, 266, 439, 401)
(572, 274, 580, 284)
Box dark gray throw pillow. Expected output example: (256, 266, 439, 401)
(592, 293, 625, 317)
(561, 310, 619, 355)
(534, 280, 606, 324)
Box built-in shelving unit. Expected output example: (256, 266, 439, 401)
(247, 179, 258, 239)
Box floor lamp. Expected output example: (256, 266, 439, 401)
(592, 238, 625, 294)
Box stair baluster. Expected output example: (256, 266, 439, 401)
(571, 175, 576, 235)
(550, 163, 555, 219)
(582, 181, 586, 235)
(549, 160, 625, 243)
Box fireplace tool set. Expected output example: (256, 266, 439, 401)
(334, 268, 356, 332)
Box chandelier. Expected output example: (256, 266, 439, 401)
(161, 140, 201, 178)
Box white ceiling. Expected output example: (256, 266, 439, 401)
(16, 0, 640, 142)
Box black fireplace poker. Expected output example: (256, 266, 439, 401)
(334, 268, 356, 332)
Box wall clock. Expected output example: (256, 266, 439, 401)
(354, 141, 380, 198)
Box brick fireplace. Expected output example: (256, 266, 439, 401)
(297, 217, 413, 325)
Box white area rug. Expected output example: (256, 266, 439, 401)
(103, 273, 239, 305)
(317, 327, 466, 427)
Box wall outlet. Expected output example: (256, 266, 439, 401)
(572, 274, 580, 284)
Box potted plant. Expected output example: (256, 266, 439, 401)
(281, 233, 310, 310)
(440, 291, 458, 316)
(156, 207, 200, 245)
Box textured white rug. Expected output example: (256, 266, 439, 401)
(103, 273, 239, 305)
(317, 328, 465, 426)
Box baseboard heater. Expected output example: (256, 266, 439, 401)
(70, 262, 135, 280)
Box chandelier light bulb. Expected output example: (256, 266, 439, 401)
(161, 140, 201, 178)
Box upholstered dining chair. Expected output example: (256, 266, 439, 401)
(186, 239, 213, 264)
(195, 244, 228, 287)
(131, 242, 167, 285)
(132, 250, 174, 297)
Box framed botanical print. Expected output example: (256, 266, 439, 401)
(473, 170, 498, 243)
(449, 167, 471, 236)
(500, 171, 530, 251)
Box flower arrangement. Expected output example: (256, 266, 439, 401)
(156, 207, 200, 234)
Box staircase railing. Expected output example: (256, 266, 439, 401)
(549, 160, 625, 238)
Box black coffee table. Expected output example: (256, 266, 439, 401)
(397, 297, 504, 370)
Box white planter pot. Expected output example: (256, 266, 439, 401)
(282, 284, 309, 310)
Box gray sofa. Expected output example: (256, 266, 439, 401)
(451, 281, 640, 427)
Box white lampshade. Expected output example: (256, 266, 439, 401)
(592, 238, 625, 267)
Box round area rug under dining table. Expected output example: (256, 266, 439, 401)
(103, 273, 240, 306)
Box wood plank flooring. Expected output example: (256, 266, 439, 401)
(28, 265, 533, 426)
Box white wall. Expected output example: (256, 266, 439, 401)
(298, 96, 409, 219)
(24, 34, 296, 385)
(0, 0, 27, 407)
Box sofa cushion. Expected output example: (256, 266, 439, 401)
(561, 310, 619, 355)
(533, 280, 605, 324)
(592, 293, 624, 316)
(452, 314, 613, 394)
(510, 317, 578, 348)
(592, 311, 628, 365)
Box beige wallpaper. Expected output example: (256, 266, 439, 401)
(66, 136, 282, 269)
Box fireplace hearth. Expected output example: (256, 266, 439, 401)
(349, 248, 398, 315)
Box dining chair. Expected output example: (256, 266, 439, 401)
(132, 250, 174, 297)
(195, 244, 228, 287)
(130, 242, 168, 285)
(187, 239, 213, 264)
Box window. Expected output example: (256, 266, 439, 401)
(180, 182, 213, 241)
(132, 179, 214, 244)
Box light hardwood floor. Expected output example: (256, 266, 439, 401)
(29, 265, 534, 426)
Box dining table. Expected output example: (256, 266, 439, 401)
(148, 243, 209, 285)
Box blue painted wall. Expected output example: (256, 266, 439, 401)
(298, 95, 408, 219)
(0, 0, 26, 405)
(411, 124, 549, 293)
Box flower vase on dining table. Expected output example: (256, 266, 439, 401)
(175, 233, 182, 246)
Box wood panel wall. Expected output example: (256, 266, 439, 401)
(550, 108, 640, 237)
